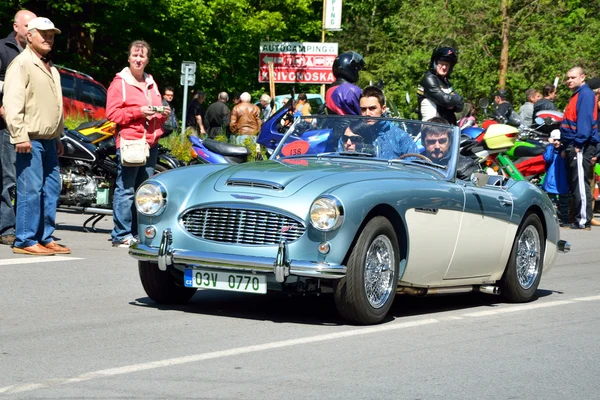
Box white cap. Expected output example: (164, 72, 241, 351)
(550, 129, 561, 140)
(28, 17, 61, 34)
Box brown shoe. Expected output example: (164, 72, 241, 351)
(13, 243, 56, 256)
(591, 219, 600, 226)
(44, 241, 71, 254)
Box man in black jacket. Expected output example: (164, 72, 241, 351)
(417, 46, 463, 125)
(203, 92, 230, 139)
(533, 84, 558, 117)
(0, 9, 36, 246)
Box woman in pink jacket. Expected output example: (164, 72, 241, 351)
(106, 40, 170, 247)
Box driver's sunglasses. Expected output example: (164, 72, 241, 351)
(343, 134, 365, 144)
(425, 137, 448, 145)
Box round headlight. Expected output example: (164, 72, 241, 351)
(310, 196, 343, 231)
(135, 182, 166, 216)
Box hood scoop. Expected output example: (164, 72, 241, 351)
(226, 178, 284, 191)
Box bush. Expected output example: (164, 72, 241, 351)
(64, 115, 89, 130)
(159, 130, 194, 163)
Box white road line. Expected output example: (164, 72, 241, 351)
(1, 294, 599, 394)
(0, 318, 440, 394)
(0, 256, 84, 266)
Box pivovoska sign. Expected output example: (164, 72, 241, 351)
(258, 42, 338, 84)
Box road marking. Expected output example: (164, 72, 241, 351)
(0, 256, 84, 266)
(0, 318, 440, 394)
(1, 294, 599, 394)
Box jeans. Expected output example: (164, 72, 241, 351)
(14, 139, 60, 248)
(0, 129, 16, 236)
(111, 145, 158, 243)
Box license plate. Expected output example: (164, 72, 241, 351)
(184, 269, 267, 294)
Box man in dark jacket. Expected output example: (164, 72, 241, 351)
(0, 9, 36, 246)
(533, 84, 557, 117)
(417, 46, 463, 124)
(203, 92, 230, 138)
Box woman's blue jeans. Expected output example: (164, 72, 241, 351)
(111, 145, 158, 243)
(14, 139, 60, 248)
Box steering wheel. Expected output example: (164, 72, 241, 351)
(396, 153, 433, 163)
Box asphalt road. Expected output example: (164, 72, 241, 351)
(0, 211, 598, 399)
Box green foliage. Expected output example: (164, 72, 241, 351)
(159, 132, 193, 163)
(3, 0, 600, 123)
(64, 115, 89, 130)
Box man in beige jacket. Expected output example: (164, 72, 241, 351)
(229, 92, 262, 145)
(4, 17, 69, 255)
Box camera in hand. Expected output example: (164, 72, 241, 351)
(150, 105, 166, 113)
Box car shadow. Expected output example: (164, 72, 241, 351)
(131, 287, 559, 326)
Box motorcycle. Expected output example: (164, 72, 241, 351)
(58, 127, 181, 230)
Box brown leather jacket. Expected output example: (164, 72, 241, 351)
(230, 102, 262, 135)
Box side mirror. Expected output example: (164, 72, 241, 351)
(478, 98, 489, 109)
(470, 172, 489, 187)
(534, 116, 544, 126)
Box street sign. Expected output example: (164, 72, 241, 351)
(181, 61, 196, 74)
(258, 42, 338, 84)
(180, 74, 195, 86)
(324, 0, 343, 30)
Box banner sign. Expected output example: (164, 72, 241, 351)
(258, 42, 338, 84)
(324, 0, 343, 30)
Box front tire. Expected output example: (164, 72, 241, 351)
(502, 213, 545, 302)
(334, 217, 400, 325)
(138, 261, 197, 304)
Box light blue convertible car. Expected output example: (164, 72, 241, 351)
(129, 115, 569, 324)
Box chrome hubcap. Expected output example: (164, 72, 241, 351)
(516, 225, 541, 289)
(364, 235, 395, 308)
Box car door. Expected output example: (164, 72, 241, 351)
(444, 180, 513, 280)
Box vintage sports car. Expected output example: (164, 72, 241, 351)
(129, 115, 570, 325)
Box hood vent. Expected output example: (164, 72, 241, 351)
(226, 178, 284, 191)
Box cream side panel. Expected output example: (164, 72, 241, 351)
(446, 214, 510, 280)
(401, 209, 463, 286)
(488, 223, 519, 281)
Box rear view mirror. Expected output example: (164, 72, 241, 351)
(478, 98, 489, 109)
(534, 117, 544, 126)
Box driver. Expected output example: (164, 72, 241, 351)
(421, 117, 452, 165)
(359, 86, 419, 158)
(326, 51, 364, 115)
(417, 46, 463, 124)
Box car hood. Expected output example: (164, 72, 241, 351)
(212, 159, 440, 198)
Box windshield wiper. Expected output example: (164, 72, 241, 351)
(338, 151, 375, 157)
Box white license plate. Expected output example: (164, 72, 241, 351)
(184, 269, 267, 294)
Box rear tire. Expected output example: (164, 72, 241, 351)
(334, 217, 399, 325)
(502, 213, 545, 302)
(153, 164, 169, 174)
(138, 261, 197, 304)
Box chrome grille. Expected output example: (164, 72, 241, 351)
(181, 207, 306, 245)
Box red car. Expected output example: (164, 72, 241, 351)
(57, 66, 107, 120)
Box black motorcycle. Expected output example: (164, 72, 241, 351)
(58, 129, 180, 227)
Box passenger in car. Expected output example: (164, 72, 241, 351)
(359, 86, 418, 159)
(340, 121, 373, 153)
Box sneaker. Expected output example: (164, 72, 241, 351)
(1, 234, 16, 246)
(564, 223, 591, 230)
(112, 238, 135, 248)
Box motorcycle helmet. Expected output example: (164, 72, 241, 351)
(332, 51, 365, 83)
(429, 46, 458, 74)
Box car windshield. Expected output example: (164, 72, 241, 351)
(272, 115, 458, 176)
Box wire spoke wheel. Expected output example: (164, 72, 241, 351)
(516, 225, 541, 289)
(364, 235, 395, 308)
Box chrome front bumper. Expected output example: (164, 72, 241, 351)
(129, 229, 347, 282)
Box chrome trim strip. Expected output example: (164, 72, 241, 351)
(129, 243, 347, 279)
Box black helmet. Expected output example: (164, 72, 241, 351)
(333, 51, 365, 83)
(429, 46, 458, 73)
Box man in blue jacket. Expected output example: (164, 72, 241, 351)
(559, 66, 600, 230)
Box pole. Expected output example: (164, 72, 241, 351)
(320, 0, 326, 98)
(181, 68, 189, 138)
(268, 61, 276, 100)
